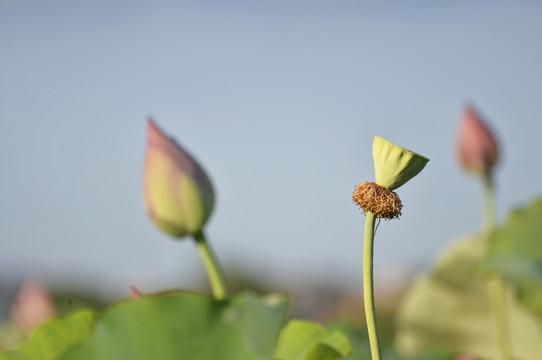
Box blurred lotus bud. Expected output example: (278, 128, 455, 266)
(372, 136, 429, 190)
(143, 118, 215, 238)
(458, 104, 499, 176)
(129, 285, 142, 299)
(11, 279, 56, 335)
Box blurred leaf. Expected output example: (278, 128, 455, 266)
(489, 199, 542, 260)
(483, 199, 542, 320)
(2, 291, 289, 360)
(483, 256, 542, 320)
(328, 324, 371, 360)
(304, 344, 343, 360)
(61, 291, 288, 360)
(395, 233, 542, 360)
(274, 320, 352, 360)
(406, 351, 453, 360)
(0, 310, 96, 360)
(228, 292, 291, 356)
(0, 323, 24, 353)
(330, 324, 451, 360)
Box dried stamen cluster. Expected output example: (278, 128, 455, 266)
(352, 181, 402, 219)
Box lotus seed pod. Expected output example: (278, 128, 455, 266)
(143, 118, 215, 238)
(352, 181, 403, 219)
(458, 105, 499, 176)
(372, 136, 429, 190)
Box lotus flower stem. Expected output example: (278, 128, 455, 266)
(482, 174, 511, 360)
(363, 211, 382, 360)
(482, 174, 496, 234)
(353, 136, 428, 360)
(194, 231, 228, 300)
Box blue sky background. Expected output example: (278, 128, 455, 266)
(1, 1, 541, 296)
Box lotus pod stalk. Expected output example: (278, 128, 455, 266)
(352, 136, 428, 360)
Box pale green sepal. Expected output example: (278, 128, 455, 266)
(372, 136, 429, 190)
(179, 174, 211, 235)
(150, 217, 188, 238)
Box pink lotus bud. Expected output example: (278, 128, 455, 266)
(458, 104, 500, 175)
(11, 278, 56, 335)
(143, 118, 215, 238)
(129, 285, 142, 299)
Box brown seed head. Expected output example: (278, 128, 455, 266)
(352, 182, 402, 219)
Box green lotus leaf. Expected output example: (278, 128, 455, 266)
(1, 291, 290, 360)
(483, 199, 542, 320)
(395, 234, 542, 360)
(372, 136, 429, 190)
(274, 320, 352, 360)
(0, 309, 97, 360)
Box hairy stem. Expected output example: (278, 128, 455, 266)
(483, 173, 511, 360)
(363, 211, 382, 360)
(193, 231, 228, 300)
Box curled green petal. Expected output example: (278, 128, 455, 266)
(373, 136, 429, 190)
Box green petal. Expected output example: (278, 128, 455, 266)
(373, 136, 429, 190)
